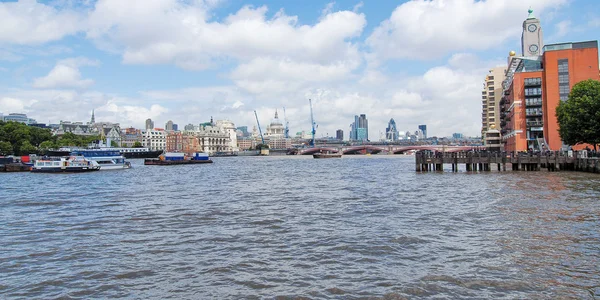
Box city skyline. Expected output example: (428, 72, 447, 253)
(1, 0, 599, 138)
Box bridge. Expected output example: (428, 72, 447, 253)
(297, 145, 482, 155)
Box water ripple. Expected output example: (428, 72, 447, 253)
(1, 156, 599, 299)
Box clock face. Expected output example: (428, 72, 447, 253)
(529, 44, 539, 53)
(528, 24, 537, 32)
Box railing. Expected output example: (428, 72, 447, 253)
(526, 111, 543, 116)
(526, 121, 543, 126)
(525, 100, 542, 106)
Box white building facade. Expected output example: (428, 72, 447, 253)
(215, 120, 239, 152)
(142, 129, 167, 151)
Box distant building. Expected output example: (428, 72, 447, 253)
(237, 126, 249, 137)
(121, 127, 142, 148)
(452, 133, 464, 139)
(336, 129, 343, 140)
(142, 129, 166, 151)
(356, 128, 367, 141)
(166, 131, 201, 153)
(386, 119, 398, 141)
(184, 123, 195, 131)
(418, 124, 427, 139)
(215, 120, 239, 152)
(145, 118, 154, 130)
(55, 121, 97, 136)
(165, 120, 174, 131)
(415, 130, 423, 140)
(268, 138, 292, 150)
(481, 67, 506, 137)
(2, 113, 37, 124)
(350, 114, 368, 141)
(172, 124, 178, 131)
(264, 110, 285, 139)
(237, 138, 256, 150)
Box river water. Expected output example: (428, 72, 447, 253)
(1, 155, 599, 299)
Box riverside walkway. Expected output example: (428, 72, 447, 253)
(415, 151, 600, 173)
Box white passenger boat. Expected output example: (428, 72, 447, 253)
(31, 156, 101, 173)
(71, 149, 131, 170)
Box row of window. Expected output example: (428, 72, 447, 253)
(525, 87, 542, 96)
(524, 77, 542, 86)
(526, 98, 542, 106)
(526, 108, 543, 116)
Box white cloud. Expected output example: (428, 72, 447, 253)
(321, 2, 335, 18)
(0, 89, 169, 128)
(0, 0, 83, 45)
(86, 1, 365, 70)
(32, 57, 99, 89)
(554, 20, 572, 38)
(231, 57, 358, 95)
(366, 0, 567, 63)
(0, 97, 37, 113)
(589, 17, 600, 28)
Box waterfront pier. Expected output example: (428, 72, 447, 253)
(415, 151, 600, 173)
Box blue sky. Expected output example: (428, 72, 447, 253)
(0, 0, 599, 138)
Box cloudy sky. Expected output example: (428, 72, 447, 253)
(1, 0, 598, 139)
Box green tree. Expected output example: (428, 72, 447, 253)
(133, 141, 142, 148)
(39, 140, 56, 151)
(0, 141, 12, 155)
(29, 127, 53, 147)
(111, 140, 118, 147)
(19, 141, 38, 155)
(556, 79, 600, 151)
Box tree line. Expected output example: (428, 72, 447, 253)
(0, 121, 101, 156)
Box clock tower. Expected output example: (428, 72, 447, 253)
(521, 8, 543, 56)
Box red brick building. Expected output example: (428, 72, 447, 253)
(500, 41, 599, 152)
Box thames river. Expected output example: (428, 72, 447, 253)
(1, 155, 599, 299)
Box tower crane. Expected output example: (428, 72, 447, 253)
(283, 107, 290, 139)
(309, 99, 316, 147)
(254, 110, 265, 146)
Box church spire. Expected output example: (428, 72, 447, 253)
(90, 109, 95, 124)
(274, 109, 279, 119)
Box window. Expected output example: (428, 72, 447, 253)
(558, 59, 570, 101)
(559, 74, 569, 83)
(558, 60, 569, 72)
(489, 92, 495, 96)
(488, 76, 495, 80)
(488, 86, 494, 91)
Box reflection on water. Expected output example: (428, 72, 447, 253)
(0, 156, 599, 299)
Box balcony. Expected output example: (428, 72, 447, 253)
(524, 78, 542, 87)
(526, 99, 542, 107)
(526, 111, 543, 117)
(526, 120, 543, 127)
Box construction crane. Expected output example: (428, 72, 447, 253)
(283, 107, 290, 139)
(254, 110, 265, 145)
(309, 99, 316, 147)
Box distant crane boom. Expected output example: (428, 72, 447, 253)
(283, 107, 290, 139)
(254, 110, 265, 145)
(309, 99, 316, 147)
